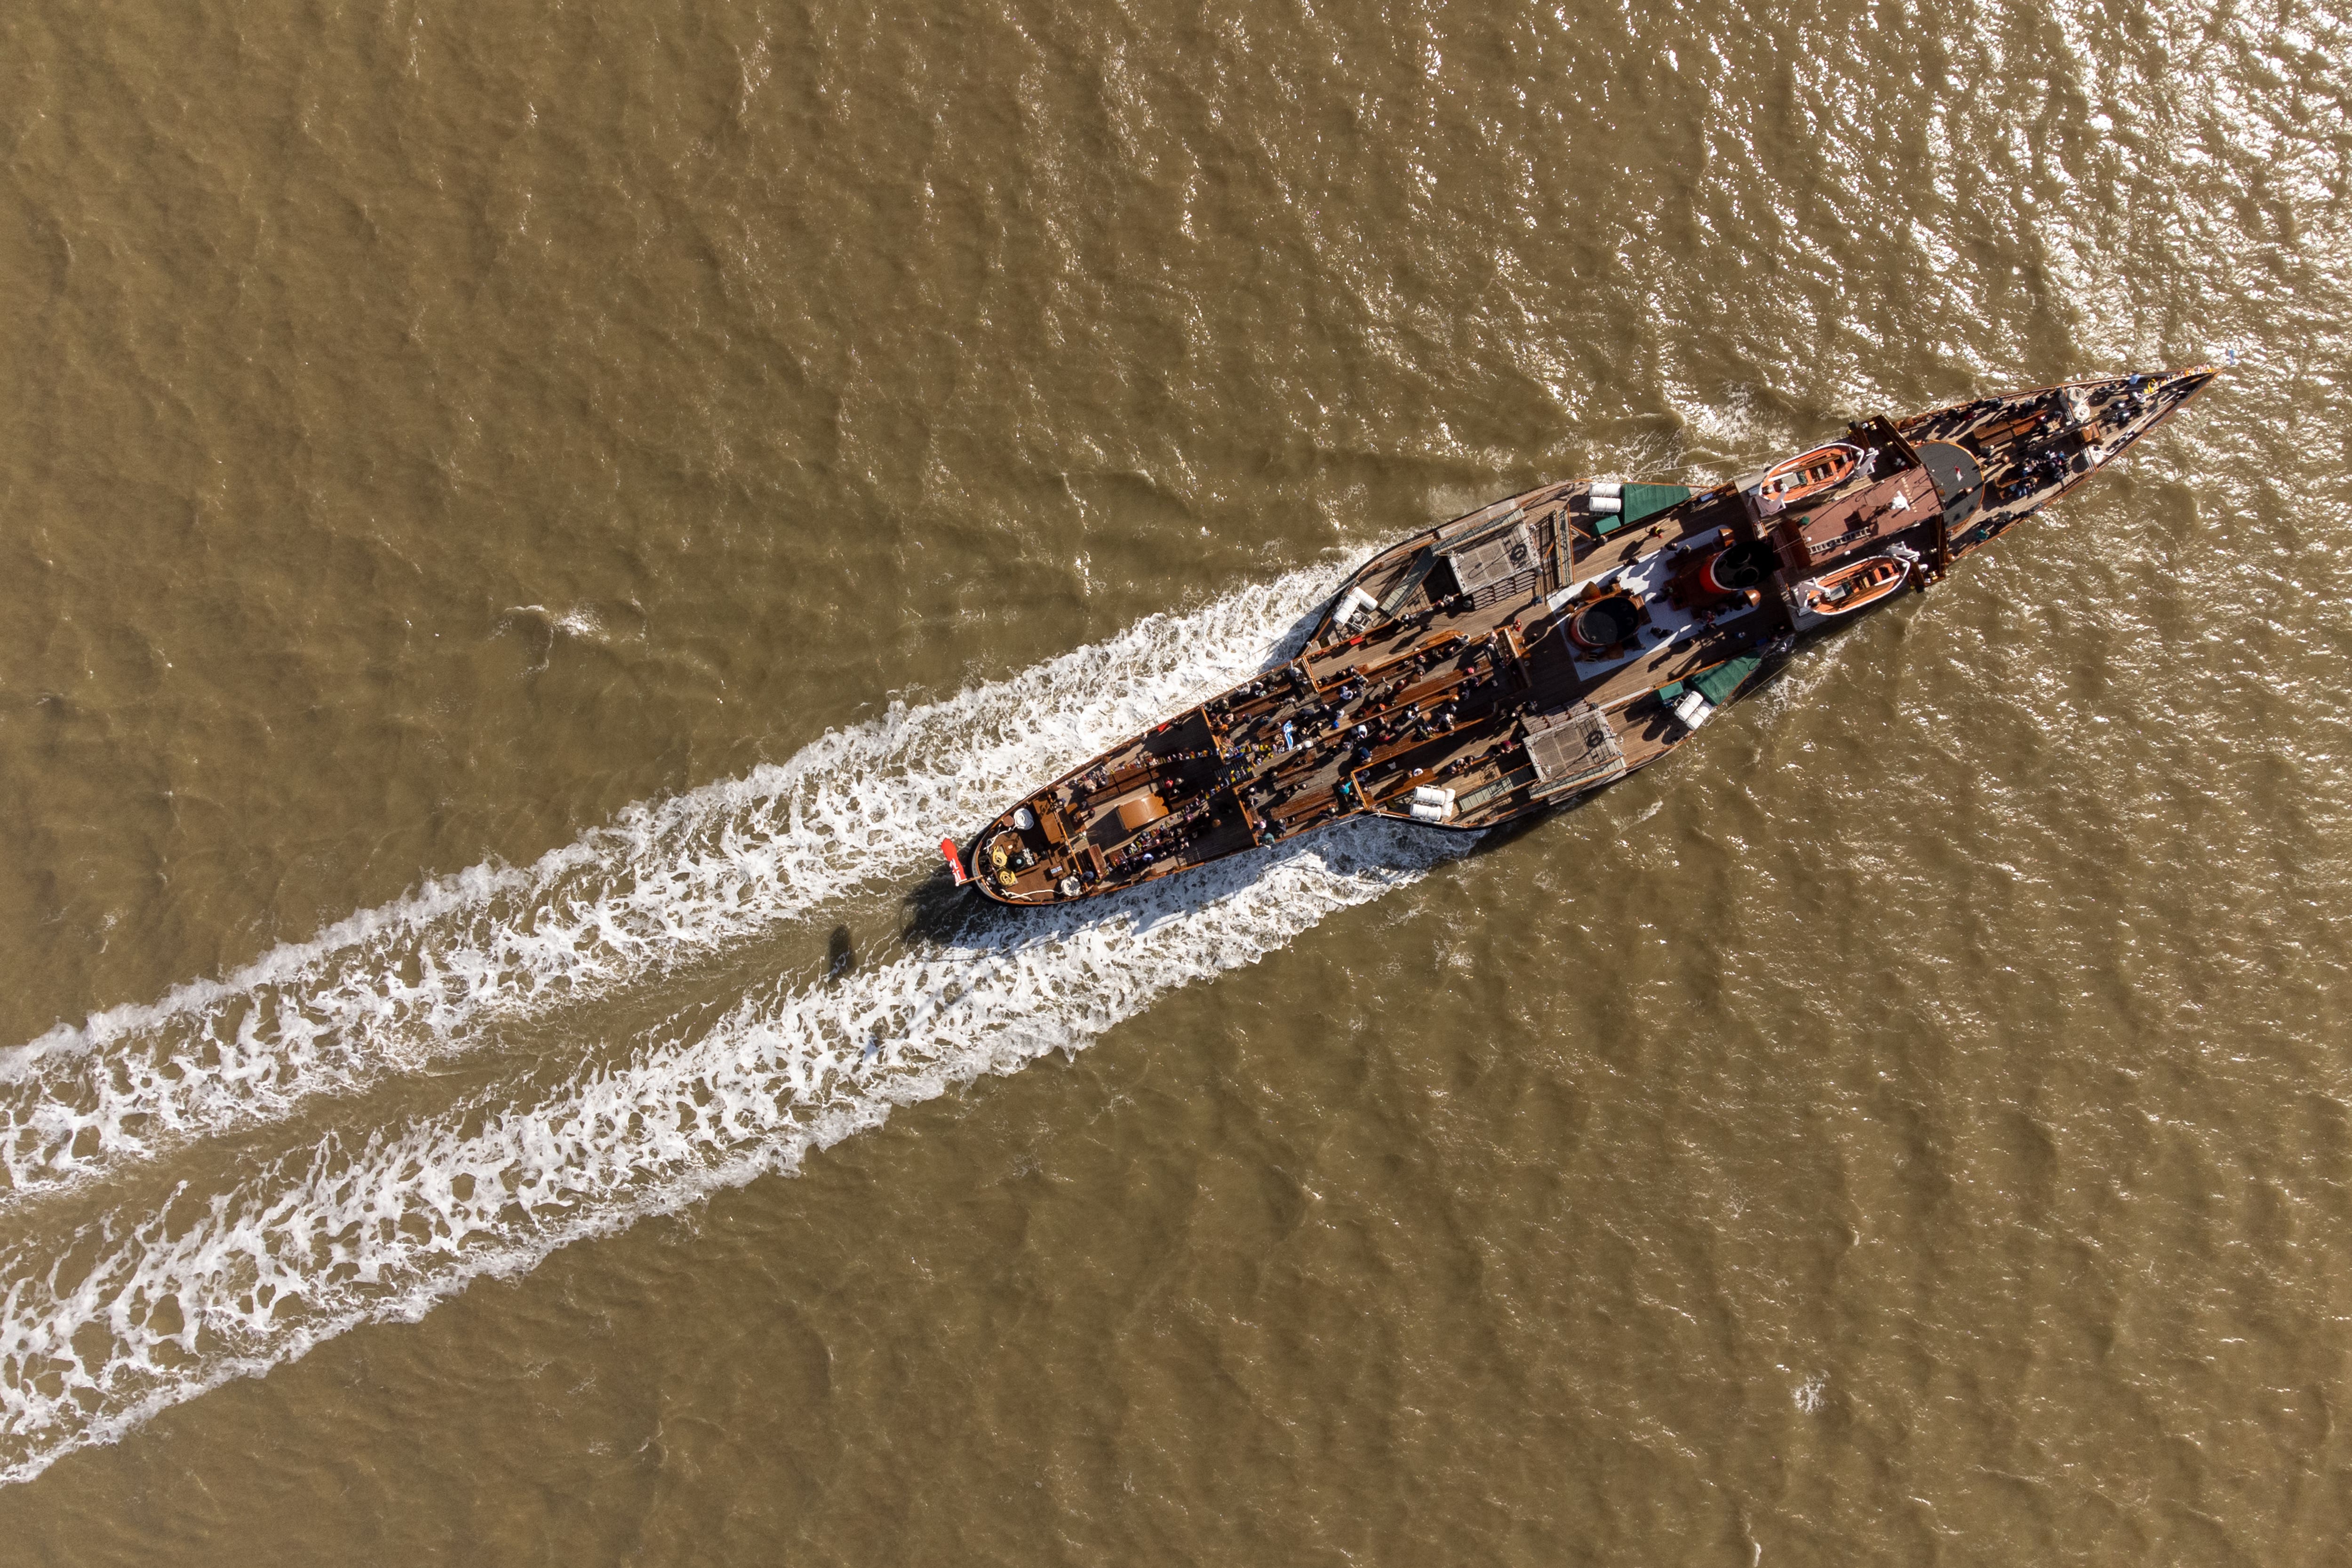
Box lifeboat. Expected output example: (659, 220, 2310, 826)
(1799, 554, 1910, 617)
(1754, 442, 1861, 508)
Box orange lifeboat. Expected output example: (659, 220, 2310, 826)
(1799, 554, 1911, 617)
(1755, 442, 1860, 508)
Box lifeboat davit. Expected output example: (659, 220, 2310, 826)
(1755, 442, 1861, 508)
(1800, 554, 1911, 617)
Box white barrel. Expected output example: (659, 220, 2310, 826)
(1672, 692, 1714, 730)
(1013, 806, 1036, 830)
(1409, 801, 1449, 822)
(1337, 586, 1378, 623)
(1589, 482, 1624, 498)
(1587, 494, 1623, 514)
(1412, 785, 1454, 807)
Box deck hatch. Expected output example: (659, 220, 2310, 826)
(1443, 522, 1537, 593)
(1454, 767, 1539, 814)
(1376, 549, 1437, 615)
(1522, 706, 1627, 795)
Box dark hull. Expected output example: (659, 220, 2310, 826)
(961, 370, 2218, 905)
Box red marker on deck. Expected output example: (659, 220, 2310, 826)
(940, 836, 967, 885)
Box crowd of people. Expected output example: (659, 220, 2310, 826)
(1084, 637, 1521, 868)
(1103, 786, 1221, 876)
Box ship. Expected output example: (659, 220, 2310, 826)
(949, 369, 2218, 905)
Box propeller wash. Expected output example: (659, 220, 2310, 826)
(0, 567, 1468, 1484)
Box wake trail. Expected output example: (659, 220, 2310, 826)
(0, 569, 1343, 1202)
(0, 818, 1466, 1486)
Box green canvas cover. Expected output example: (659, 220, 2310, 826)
(1592, 483, 1692, 536)
(1691, 650, 1764, 705)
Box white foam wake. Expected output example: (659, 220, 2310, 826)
(0, 818, 1464, 1485)
(0, 569, 1345, 1200)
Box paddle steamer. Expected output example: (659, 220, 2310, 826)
(954, 370, 2217, 904)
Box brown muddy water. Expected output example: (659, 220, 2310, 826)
(1, 0, 2348, 1561)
